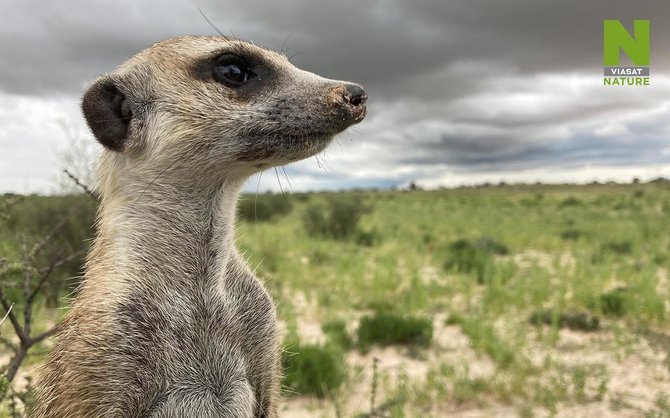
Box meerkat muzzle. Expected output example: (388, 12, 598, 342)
(328, 83, 368, 129)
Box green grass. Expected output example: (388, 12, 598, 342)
(282, 337, 347, 398)
(357, 312, 433, 351)
(3, 181, 670, 416)
(446, 313, 519, 369)
(321, 319, 353, 349)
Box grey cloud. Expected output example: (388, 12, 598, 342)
(394, 123, 670, 171)
(1, 0, 669, 193)
(6, 0, 666, 98)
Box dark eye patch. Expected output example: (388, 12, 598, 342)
(212, 54, 257, 87)
(189, 45, 279, 100)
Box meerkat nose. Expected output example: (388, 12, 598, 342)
(344, 84, 367, 107)
(335, 83, 368, 124)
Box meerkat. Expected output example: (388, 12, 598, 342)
(31, 36, 367, 418)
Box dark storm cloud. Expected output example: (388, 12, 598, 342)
(0, 0, 668, 192)
(400, 133, 670, 170)
(3, 0, 668, 97)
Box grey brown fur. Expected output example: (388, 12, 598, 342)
(31, 36, 366, 418)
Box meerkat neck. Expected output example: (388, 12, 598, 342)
(90, 175, 245, 293)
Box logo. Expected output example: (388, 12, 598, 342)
(603, 20, 650, 86)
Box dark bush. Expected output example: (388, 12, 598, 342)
(475, 236, 509, 255)
(357, 312, 433, 351)
(560, 229, 583, 240)
(599, 288, 628, 316)
(529, 309, 600, 332)
(303, 195, 372, 240)
(321, 319, 353, 349)
(303, 204, 327, 236)
(354, 229, 380, 247)
(443, 237, 508, 284)
(600, 241, 633, 255)
(282, 339, 346, 398)
(560, 196, 582, 207)
(237, 193, 292, 222)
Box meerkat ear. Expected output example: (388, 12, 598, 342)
(82, 77, 132, 152)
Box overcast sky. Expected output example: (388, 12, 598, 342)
(1, 0, 669, 193)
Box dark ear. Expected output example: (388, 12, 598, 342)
(82, 77, 133, 152)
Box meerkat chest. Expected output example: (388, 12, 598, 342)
(114, 270, 278, 387)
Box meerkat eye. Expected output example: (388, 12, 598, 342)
(212, 54, 257, 87)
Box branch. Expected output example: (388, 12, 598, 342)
(22, 268, 32, 340)
(29, 173, 98, 260)
(0, 302, 12, 327)
(63, 169, 99, 202)
(28, 215, 73, 261)
(30, 325, 59, 345)
(0, 290, 27, 347)
(28, 249, 86, 304)
(37, 249, 86, 276)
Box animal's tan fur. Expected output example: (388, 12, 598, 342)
(31, 36, 366, 418)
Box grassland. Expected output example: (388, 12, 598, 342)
(2, 181, 670, 417)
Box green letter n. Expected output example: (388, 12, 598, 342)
(603, 20, 650, 66)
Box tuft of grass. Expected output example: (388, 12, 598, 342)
(599, 288, 629, 317)
(645, 393, 670, 418)
(282, 338, 346, 398)
(357, 312, 433, 351)
(452, 376, 490, 404)
(529, 309, 600, 332)
(0, 373, 8, 401)
(321, 319, 353, 349)
(447, 313, 518, 369)
(443, 237, 508, 284)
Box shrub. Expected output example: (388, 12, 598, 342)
(560, 196, 582, 207)
(303, 204, 327, 236)
(354, 229, 380, 247)
(560, 229, 583, 240)
(303, 195, 372, 240)
(599, 288, 628, 317)
(529, 309, 600, 332)
(443, 237, 508, 284)
(475, 236, 509, 255)
(282, 339, 346, 398)
(357, 312, 433, 351)
(600, 241, 633, 255)
(237, 193, 292, 222)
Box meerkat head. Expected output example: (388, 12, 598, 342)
(82, 36, 367, 184)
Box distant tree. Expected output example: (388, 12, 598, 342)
(408, 181, 420, 191)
